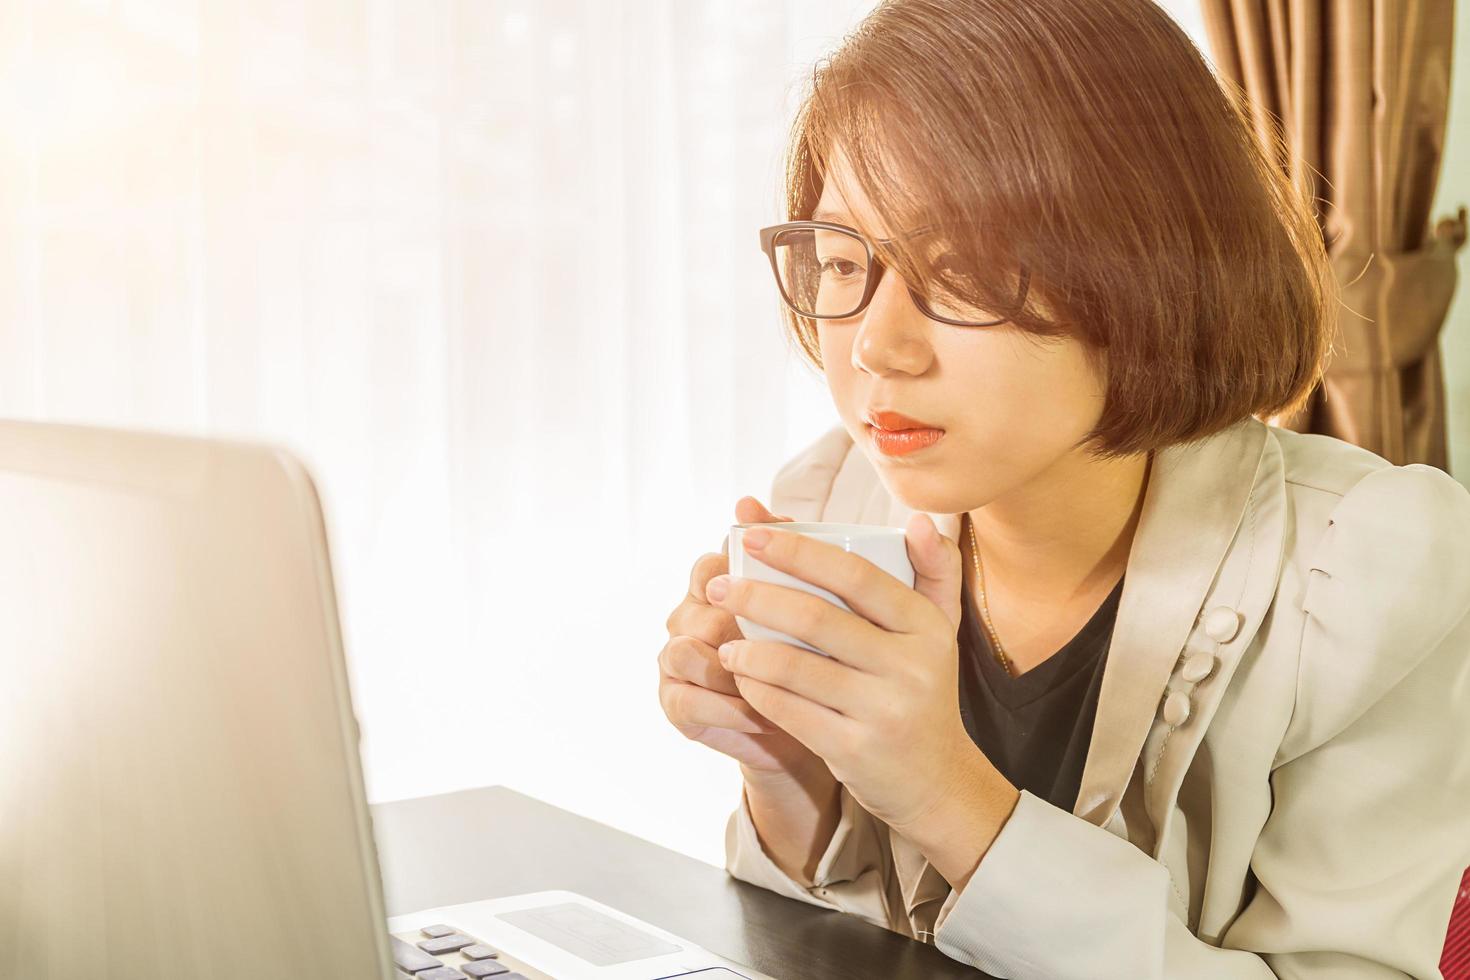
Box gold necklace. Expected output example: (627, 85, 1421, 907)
(966, 513, 1015, 678)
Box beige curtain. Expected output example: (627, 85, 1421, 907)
(1201, 0, 1466, 470)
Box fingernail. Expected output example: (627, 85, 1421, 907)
(718, 641, 735, 664)
(744, 527, 772, 550)
(707, 575, 729, 601)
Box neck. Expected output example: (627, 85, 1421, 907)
(965, 448, 1152, 608)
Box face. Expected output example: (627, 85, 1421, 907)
(813, 147, 1109, 516)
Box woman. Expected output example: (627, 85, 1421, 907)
(656, 1, 1470, 976)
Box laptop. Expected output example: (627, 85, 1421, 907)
(0, 419, 779, 980)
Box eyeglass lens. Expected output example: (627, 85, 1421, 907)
(770, 225, 1010, 323)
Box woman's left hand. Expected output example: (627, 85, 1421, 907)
(706, 513, 991, 835)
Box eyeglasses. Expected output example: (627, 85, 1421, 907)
(757, 220, 1029, 327)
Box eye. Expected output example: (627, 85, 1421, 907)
(819, 257, 865, 279)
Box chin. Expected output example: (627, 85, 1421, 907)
(870, 468, 970, 516)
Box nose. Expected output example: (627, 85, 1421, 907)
(849, 262, 933, 376)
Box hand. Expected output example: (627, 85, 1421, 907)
(706, 512, 994, 833)
(658, 497, 831, 783)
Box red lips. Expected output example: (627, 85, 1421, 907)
(865, 409, 943, 432)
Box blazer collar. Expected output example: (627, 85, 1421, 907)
(879, 414, 1283, 829)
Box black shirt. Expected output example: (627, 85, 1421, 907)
(956, 574, 1124, 813)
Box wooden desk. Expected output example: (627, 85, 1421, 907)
(370, 785, 994, 979)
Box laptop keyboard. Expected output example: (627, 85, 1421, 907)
(390, 923, 548, 979)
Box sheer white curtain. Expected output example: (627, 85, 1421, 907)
(0, 0, 882, 868)
(0, 0, 1212, 868)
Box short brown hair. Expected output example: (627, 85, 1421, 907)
(777, 0, 1336, 459)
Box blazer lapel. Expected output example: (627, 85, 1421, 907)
(1135, 428, 1287, 892)
(1069, 416, 1274, 832)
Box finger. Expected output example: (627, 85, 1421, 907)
(659, 635, 741, 697)
(724, 497, 794, 555)
(732, 673, 853, 761)
(661, 678, 781, 735)
(735, 495, 784, 524)
(666, 601, 740, 649)
(719, 638, 865, 716)
(688, 552, 728, 603)
(706, 573, 888, 675)
(904, 512, 966, 635)
(735, 524, 922, 636)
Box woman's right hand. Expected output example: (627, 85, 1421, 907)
(659, 496, 831, 784)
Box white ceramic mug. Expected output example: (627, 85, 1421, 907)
(726, 522, 915, 657)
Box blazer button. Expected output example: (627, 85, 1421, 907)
(1181, 651, 1216, 683)
(1163, 690, 1192, 726)
(1203, 606, 1241, 643)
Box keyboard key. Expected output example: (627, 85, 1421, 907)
(462, 961, 510, 978)
(460, 945, 499, 960)
(418, 933, 476, 956)
(390, 935, 443, 973)
(420, 924, 458, 938)
(418, 968, 467, 980)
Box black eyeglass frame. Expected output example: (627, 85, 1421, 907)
(757, 219, 1031, 327)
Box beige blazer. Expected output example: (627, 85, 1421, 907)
(723, 415, 1470, 979)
